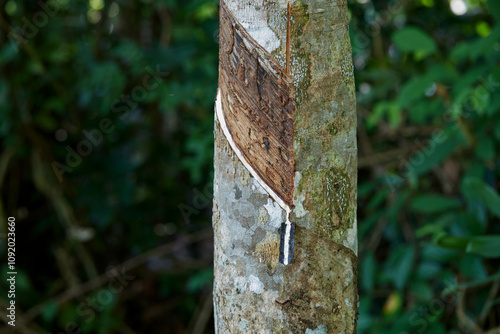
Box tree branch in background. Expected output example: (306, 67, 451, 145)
(22, 228, 212, 323)
(31, 151, 99, 280)
(188, 290, 213, 334)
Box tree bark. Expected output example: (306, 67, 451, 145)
(213, 0, 357, 332)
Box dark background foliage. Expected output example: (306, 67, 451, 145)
(0, 0, 499, 333)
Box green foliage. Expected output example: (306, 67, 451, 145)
(462, 177, 500, 218)
(487, 0, 500, 22)
(0, 0, 217, 332)
(389, 245, 415, 290)
(353, 0, 500, 332)
(410, 195, 461, 214)
(392, 26, 437, 57)
(436, 235, 500, 258)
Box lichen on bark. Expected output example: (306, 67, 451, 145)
(288, 0, 358, 255)
(213, 122, 289, 332)
(279, 227, 358, 333)
(303, 167, 355, 242)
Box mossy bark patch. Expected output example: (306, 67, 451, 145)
(303, 167, 355, 241)
(282, 0, 358, 331)
(279, 227, 358, 333)
(290, 0, 357, 252)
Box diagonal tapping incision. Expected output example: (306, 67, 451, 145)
(216, 0, 296, 265)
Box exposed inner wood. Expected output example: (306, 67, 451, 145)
(219, 0, 296, 208)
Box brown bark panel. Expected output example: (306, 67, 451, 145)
(218, 0, 296, 208)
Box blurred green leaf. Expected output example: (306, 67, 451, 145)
(475, 138, 494, 160)
(421, 243, 461, 262)
(195, 2, 217, 20)
(357, 297, 374, 331)
(462, 178, 500, 218)
(487, 0, 500, 22)
(361, 253, 376, 291)
(436, 234, 500, 258)
(450, 42, 471, 63)
(0, 44, 17, 66)
(415, 261, 442, 280)
(409, 279, 433, 301)
(186, 268, 213, 292)
(390, 246, 415, 290)
(408, 99, 445, 124)
(459, 254, 487, 279)
(476, 22, 491, 37)
(410, 195, 461, 214)
(42, 301, 59, 323)
(392, 27, 437, 55)
(469, 26, 500, 60)
(367, 101, 401, 129)
(435, 235, 469, 250)
(466, 236, 500, 258)
(415, 213, 455, 238)
(487, 91, 500, 116)
(367, 187, 389, 210)
(406, 129, 464, 177)
(398, 75, 434, 108)
(416, 223, 444, 238)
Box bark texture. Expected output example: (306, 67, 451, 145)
(213, 0, 357, 332)
(218, 0, 296, 207)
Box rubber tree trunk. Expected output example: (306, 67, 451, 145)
(213, 0, 358, 332)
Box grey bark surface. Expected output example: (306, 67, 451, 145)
(213, 0, 357, 332)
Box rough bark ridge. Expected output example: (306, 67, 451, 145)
(213, 0, 357, 332)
